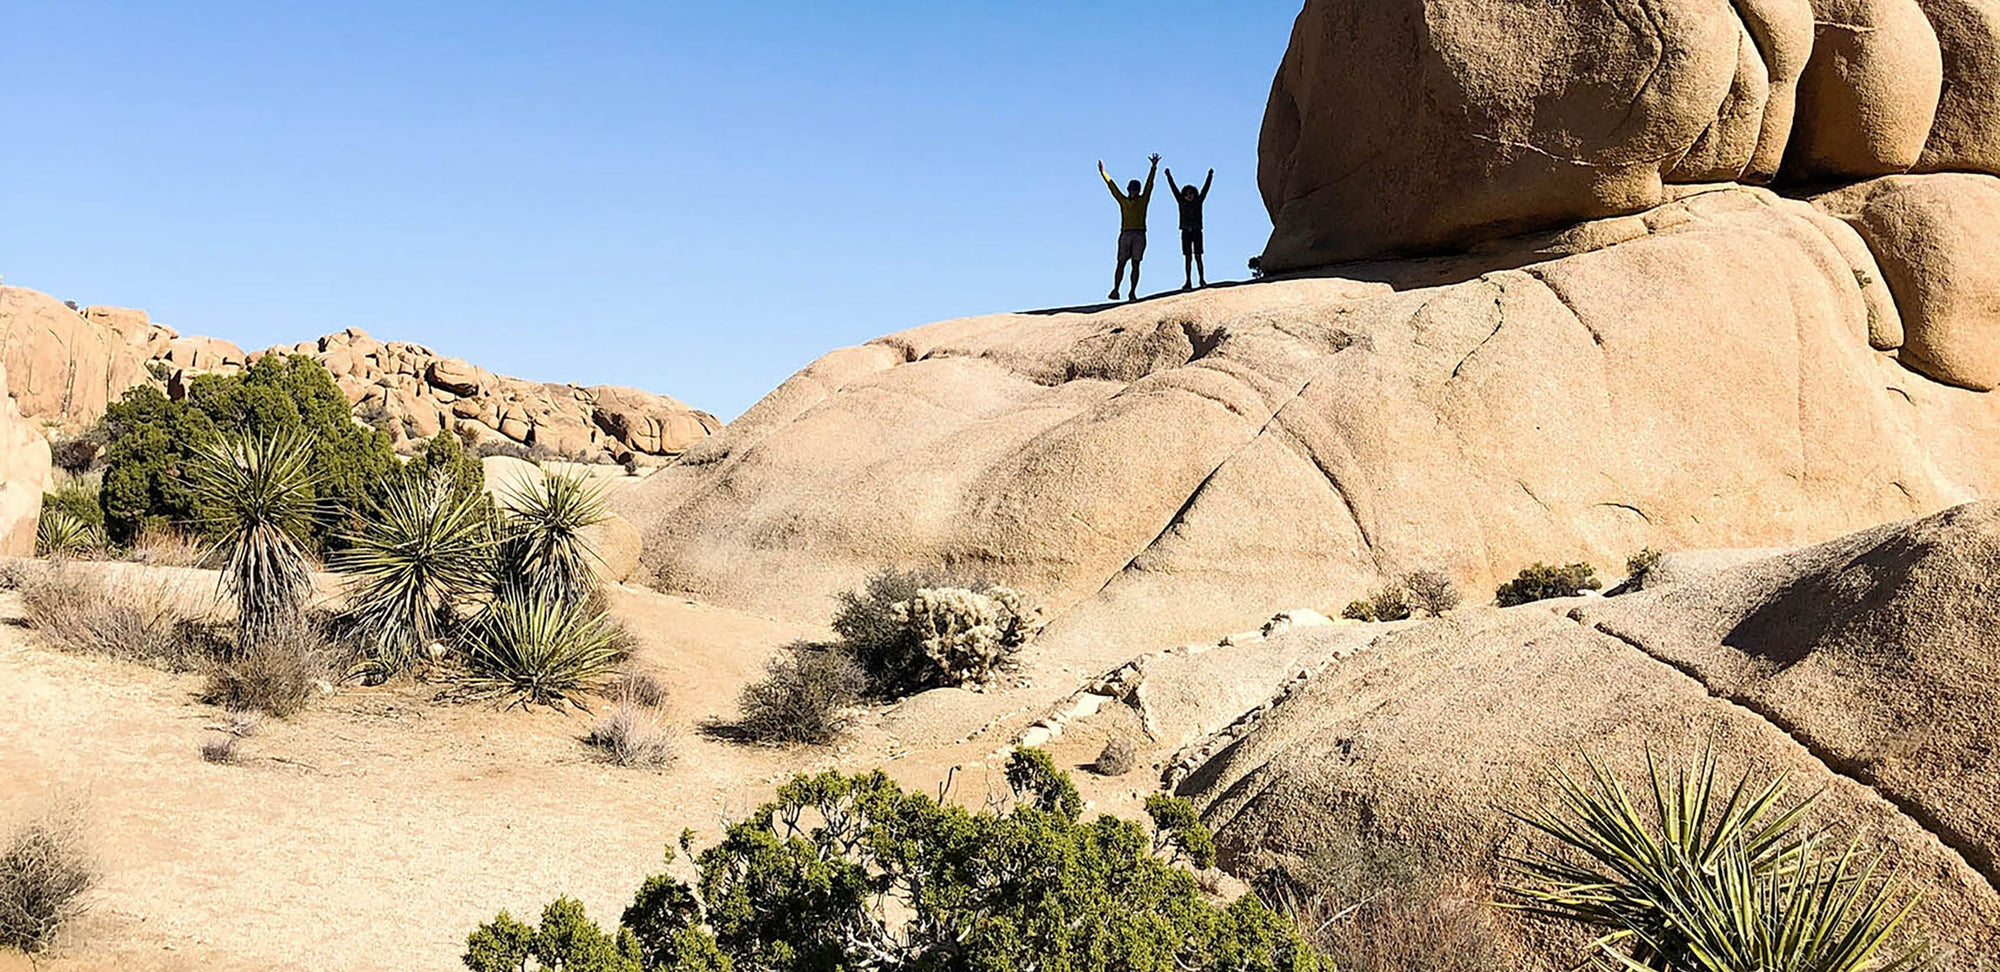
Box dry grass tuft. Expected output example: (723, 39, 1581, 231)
(0, 802, 96, 954)
(586, 701, 677, 769)
(201, 734, 240, 764)
(1307, 881, 1513, 972)
(613, 665, 670, 710)
(202, 621, 341, 718)
(124, 525, 210, 568)
(17, 564, 211, 670)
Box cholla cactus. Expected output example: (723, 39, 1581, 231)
(892, 586, 1040, 688)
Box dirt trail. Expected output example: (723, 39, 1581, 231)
(0, 572, 1164, 971)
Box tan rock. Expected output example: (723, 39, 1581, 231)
(583, 514, 643, 584)
(1786, 0, 1944, 179)
(0, 287, 154, 427)
(1914, 0, 2000, 173)
(425, 358, 481, 397)
(481, 455, 545, 510)
(0, 362, 52, 556)
(615, 185, 2000, 661)
(1816, 173, 2000, 389)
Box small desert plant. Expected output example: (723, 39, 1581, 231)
(18, 565, 209, 669)
(48, 434, 102, 475)
(188, 429, 321, 648)
(1093, 733, 1141, 776)
(34, 509, 98, 558)
(333, 469, 495, 674)
(1306, 880, 1512, 972)
(1494, 562, 1601, 607)
(1342, 585, 1413, 623)
(0, 803, 96, 953)
(734, 642, 868, 745)
(124, 524, 209, 566)
(461, 589, 624, 710)
(495, 470, 608, 611)
(202, 619, 338, 717)
(1505, 749, 1926, 972)
(1625, 547, 1664, 583)
(832, 566, 981, 692)
(587, 702, 677, 770)
(1401, 569, 1462, 617)
(614, 666, 670, 710)
(200, 734, 240, 764)
(891, 586, 1038, 688)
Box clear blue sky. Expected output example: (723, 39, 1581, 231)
(1, 2, 1298, 418)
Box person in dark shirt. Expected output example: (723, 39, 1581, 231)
(1099, 154, 1159, 302)
(1166, 167, 1213, 290)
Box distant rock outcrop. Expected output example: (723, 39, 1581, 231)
(615, 182, 2000, 661)
(1256, 0, 2000, 272)
(1178, 502, 2000, 969)
(0, 286, 718, 463)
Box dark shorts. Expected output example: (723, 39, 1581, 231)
(1117, 228, 1147, 262)
(1182, 228, 1204, 256)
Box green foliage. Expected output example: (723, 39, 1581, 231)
(1342, 584, 1413, 623)
(189, 429, 320, 647)
(733, 642, 868, 745)
(478, 751, 1325, 971)
(497, 471, 609, 611)
(98, 356, 394, 548)
(1625, 548, 1664, 582)
(1505, 749, 1926, 972)
(1007, 745, 1085, 820)
(1146, 793, 1218, 870)
(1494, 562, 1601, 607)
(410, 430, 488, 506)
(831, 567, 1040, 696)
(465, 899, 642, 972)
(462, 588, 625, 710)
(39, 482, 104, 535)
(334, 469, 496, 674)
(35, 510, 98, 558)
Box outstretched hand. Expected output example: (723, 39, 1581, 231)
(1098, 159, 1107, 173)
(1149, 153, 1162, 165)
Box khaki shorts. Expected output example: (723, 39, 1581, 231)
(1117, 229, 1148, 262)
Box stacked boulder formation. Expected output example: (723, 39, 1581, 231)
(0, 287, 717, 463)
(1259, 0, 2000, 392)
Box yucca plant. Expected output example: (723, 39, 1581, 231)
(460, 586, 623, 710)
(493, 470, 607, 610)
(188, 429, 321, 648)
(1505, 748, 1927, 972)
(333, 469, 496, 674)
(34, 510, 98, 559)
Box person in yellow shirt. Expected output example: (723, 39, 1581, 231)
(1099, 153, 1160, 302)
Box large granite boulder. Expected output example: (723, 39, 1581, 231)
(0, 287, 156, 428)
(615, 183, 2000, 666)
(1255, 0, 2000, 271)
(1176, 502, 2000, 969)
(0, 362, 52, 556)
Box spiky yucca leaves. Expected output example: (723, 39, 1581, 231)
(461, 587, 623, 710)
(1506, 749, 1926, 972)
(189, 430, 320, 648)
(333, 469, 496, 674)
(34, 510, 97, 558)
(494, 470, 607, 610)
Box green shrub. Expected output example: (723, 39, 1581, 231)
(98, 355, 394, 547)
(733, 642, 868, 745)
(334, 469, 496, 675)
(189, 429, 321, 648)
(34, 510, 96, 559)
(465, 898, 642, 972)
(408, 430, 487, 506)
(1341, 584, 1413, 623)
(461, 590, 625, 710)
(1504, 749, 1925, 972)
(495, 470, 609, 611)
(831, 567, 1038, 695)
(1342, 600, 1376, 622)
(467, 751, 1326, 971)
(39, 482, 103, 535)
(1493, 562, 1600, 607)
(1625, 547, 1664, 582)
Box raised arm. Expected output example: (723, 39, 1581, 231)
(1099, 160, 1124, 200)
(1165, 167, 1182, 198)
(1143, 154, 1160, 199)
(1200, 167, 1214, 201)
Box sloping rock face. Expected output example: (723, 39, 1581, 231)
(618, 182, 2000, 663)
(1257, 0, 2000, 271)
(1176, 503, 2000, 969)
(0, 362, 53, 556)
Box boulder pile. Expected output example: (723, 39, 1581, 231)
(0, 287, 717, 463)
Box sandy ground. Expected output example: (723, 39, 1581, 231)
(0, 567, 1168, 972)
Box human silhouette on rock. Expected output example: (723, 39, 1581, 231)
(1166, 167, 1213, 290)
(1099, 154, 1159, 302)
